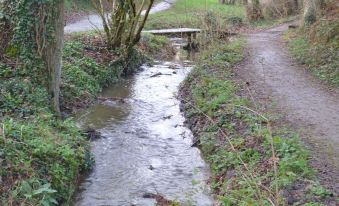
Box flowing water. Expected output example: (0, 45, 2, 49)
(74, 43, 213, 206)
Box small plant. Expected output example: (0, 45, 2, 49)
(17, 181, 58, 206)
(309, 182, 333, 198)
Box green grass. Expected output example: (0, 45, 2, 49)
(145, 0, 245, 29)
(180, 39, 335, 205)
(61, 40, 123, 109)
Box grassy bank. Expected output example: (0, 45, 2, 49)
(0, 62, 93, 205)
(61, 36, 144, 112)
(145, 0, 245, 30)
(285, 19, 339, 88)
(180, 39, 335, 205)
(0, 33, 173, 205)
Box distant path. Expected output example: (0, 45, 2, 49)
(238, 23, 339, 193)
(64, 0, 176, 33)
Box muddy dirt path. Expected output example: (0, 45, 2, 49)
(238, 23, 339, 193)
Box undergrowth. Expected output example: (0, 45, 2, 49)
(180, 39, 336, 205)
(0, 61, 93, 205)
(0, 117, 92, 206)
(0, 32, 170, 205)
(285, 18, 339, 87)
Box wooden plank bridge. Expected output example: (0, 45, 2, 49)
(143, 28, 201, 49)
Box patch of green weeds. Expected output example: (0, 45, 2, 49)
(269, 134, 313, 188)
(308, 182, 334, 198)
(0, 77, 49, 117)
(0, 117, 92, 205)
(61, 38, 147, 108)
(65, 0, 93, 12)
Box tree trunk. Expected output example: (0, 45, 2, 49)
(303, 0, 317, 25)
(43, 0, 64, 116)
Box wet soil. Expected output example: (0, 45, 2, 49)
(236, 23, 339, 194)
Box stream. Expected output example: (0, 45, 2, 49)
(74, 42, 213, 206)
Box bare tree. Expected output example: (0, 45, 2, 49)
(91, 0, 155, 49)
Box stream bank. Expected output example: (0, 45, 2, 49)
(62, 33, 175, 115)
(0, 30, 175, 206)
